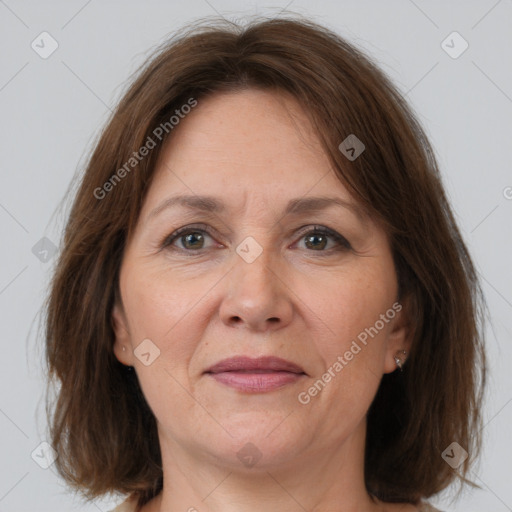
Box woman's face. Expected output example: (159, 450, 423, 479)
(112, 88, 409, 471)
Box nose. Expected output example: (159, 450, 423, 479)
(219, 248, 294, 333)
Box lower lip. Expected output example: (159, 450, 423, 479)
(207, 371, 305, 392)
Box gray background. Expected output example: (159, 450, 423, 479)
(1, 1, 511, 511)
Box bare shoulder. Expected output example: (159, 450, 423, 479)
(384, 503, 420, 512)
(383, 502, 443, 512)
(418, 504, 444, 512)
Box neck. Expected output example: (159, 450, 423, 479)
(148, 417, 384, 512)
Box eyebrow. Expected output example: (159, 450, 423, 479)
(147, 194, 368, 223)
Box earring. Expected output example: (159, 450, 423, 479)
(122, 346, 126, 352)
(394, 350, 407, 372)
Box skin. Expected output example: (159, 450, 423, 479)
(112, 88, 417, 512)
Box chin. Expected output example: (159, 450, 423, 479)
(202, 418, 307, 471)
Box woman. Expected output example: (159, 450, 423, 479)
(44, 14, 486, 512)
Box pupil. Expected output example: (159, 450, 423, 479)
(306, 234, 326, 250)
(181, 232, 327, 250)
(184, 233, 203, 249)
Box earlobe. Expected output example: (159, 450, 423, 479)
(111, 303, 133, 366)
(383, 305, 412, 374)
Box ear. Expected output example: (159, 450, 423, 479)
(383, 300, 412, 374)
(111, 301, 134, 367)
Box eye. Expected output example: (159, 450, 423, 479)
(294, 225, 351, 253)
(160, 224, 351, 254)
(161, 224, 217, 252)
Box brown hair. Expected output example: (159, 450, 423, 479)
(43, 13, 487, 509)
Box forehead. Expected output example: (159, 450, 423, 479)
(142, 89, 359, 214)
(166, 89, 326, 173)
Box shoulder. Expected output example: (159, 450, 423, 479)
(107, 495, 444, 512)
(418, 501, 444, 512)
(386, 501, 444, 512)
(108, 494, 139, 512)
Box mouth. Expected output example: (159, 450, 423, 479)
(204, 356, 307, 393)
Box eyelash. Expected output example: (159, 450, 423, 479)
(160, 223, 352, 255)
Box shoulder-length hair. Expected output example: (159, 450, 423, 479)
(44, 14, 487, 509)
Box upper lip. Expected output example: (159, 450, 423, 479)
(205, 356, 306, 375)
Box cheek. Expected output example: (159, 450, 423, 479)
(297, 279, 392, 441)
(298, 268, 395, 356)
(120, 265, 210, 391)
(120, 267, 202, 428)
(122, 263, 201, 340)
(293, 266, 395, 420)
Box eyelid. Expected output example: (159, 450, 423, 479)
(160, 223, 217, 250)
(292, 224, 351, 250)
(160, 223, 352, 253)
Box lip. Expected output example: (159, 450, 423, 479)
(204, 356, 306, 393)
(205, 356, 305, 374)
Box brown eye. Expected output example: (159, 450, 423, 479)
(162, 224, 216, 252)
(178, 231, 206, 250)
(161, 224, 351, 255)
(304, 232, 328, 250)
(296, 226, 351, 252)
